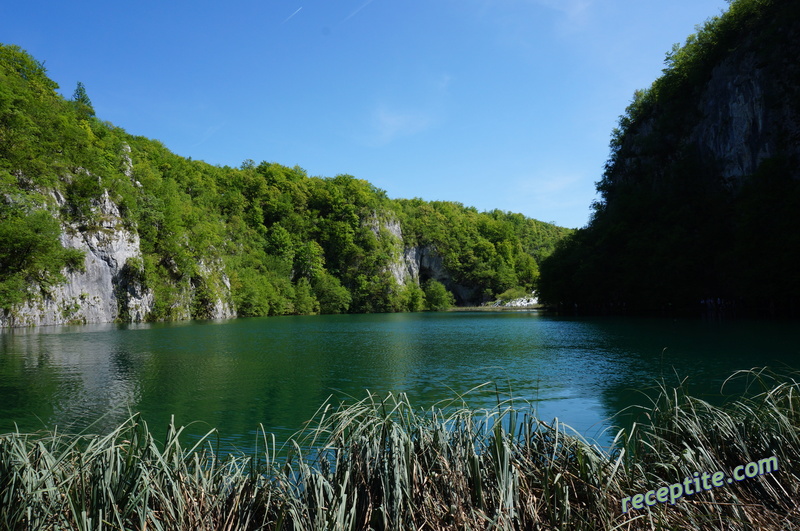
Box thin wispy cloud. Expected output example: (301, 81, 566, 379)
(533, 0, 593, 30)
(192, 124, 224, 149)
(436, 73, 453, 94)
(282, 7, 303, 24)
(343, 0, 375, 22)
(370, 105, 433, 145)
(466, 0, 594, 39)
(508, 173, 593, 227)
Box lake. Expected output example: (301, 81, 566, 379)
(0, 311, 797, 453)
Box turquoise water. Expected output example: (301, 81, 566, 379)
(1, 311, 797, 452)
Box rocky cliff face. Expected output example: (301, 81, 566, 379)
(611, 11, 800, 193)
(538, 0, 800, 313)
(1, 191, 150, 327)
(0, 190, 234, 328)
(3, 204, 478, 328)
(3, 199, 479, 328)
(690, 45, 800, 189)
(378, 217, 479, 304)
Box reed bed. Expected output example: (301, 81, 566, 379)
(1, 368, 799, 530)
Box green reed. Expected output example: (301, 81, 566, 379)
(1, 368, 798, 530)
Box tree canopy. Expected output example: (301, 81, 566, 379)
(538, 0, 800, 316)
(0, 42, 571, 318)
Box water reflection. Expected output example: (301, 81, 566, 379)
(0, 324, 144, 434)
(0, 313, 798, 453)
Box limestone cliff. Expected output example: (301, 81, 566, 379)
(0, 190, 234, 327)
(690, 46, 800, 189)
(539, 0, 800, 313)
(608, 2, 800, 192)
(376, 216, 479, 305)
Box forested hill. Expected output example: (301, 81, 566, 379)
(0, 44, 570, 327)
(539, 0, 800, 316)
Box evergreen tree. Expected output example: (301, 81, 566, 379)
(71, 81, 94, 119)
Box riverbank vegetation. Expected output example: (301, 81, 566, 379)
(1, 368, 798, 529)
(0, 43, 570, 319)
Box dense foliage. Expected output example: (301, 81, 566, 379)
(0, 43, 570, 318)
(396, 200, 568, 302)
(539, 0, 800, 315)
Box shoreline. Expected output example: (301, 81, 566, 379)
(450, 304, 544, 311)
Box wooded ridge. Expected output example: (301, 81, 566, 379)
(539, 0, 800, 316)
(0, 44, 570, 326)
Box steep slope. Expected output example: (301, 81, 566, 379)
(539, 0, 800, 315)
(0, 44, 570, 327)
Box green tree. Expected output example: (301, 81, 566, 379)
(71, 81, 95, 119)
(400, 282, 425, 312)
(311, 272, 351, 314)
(423, 279, 455, 311)
(539, 0, 800, 313)
(293, 277, 320, 315)
(0, 208, 84, 310)
(230, 268, 274, 317)
(294, 240, 325, 280)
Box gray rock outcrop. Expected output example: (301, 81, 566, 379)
(0, 190, 152, 327)
(0, 190, 234, 328)
(690, 48, 799, 189)
(375, 216, 479, 304)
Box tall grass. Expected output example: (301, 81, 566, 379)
(1, 368, 798, 530)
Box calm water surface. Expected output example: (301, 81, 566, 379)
(0, 312, 798, 452)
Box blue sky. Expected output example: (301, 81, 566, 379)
(3, 0, 730, 228)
